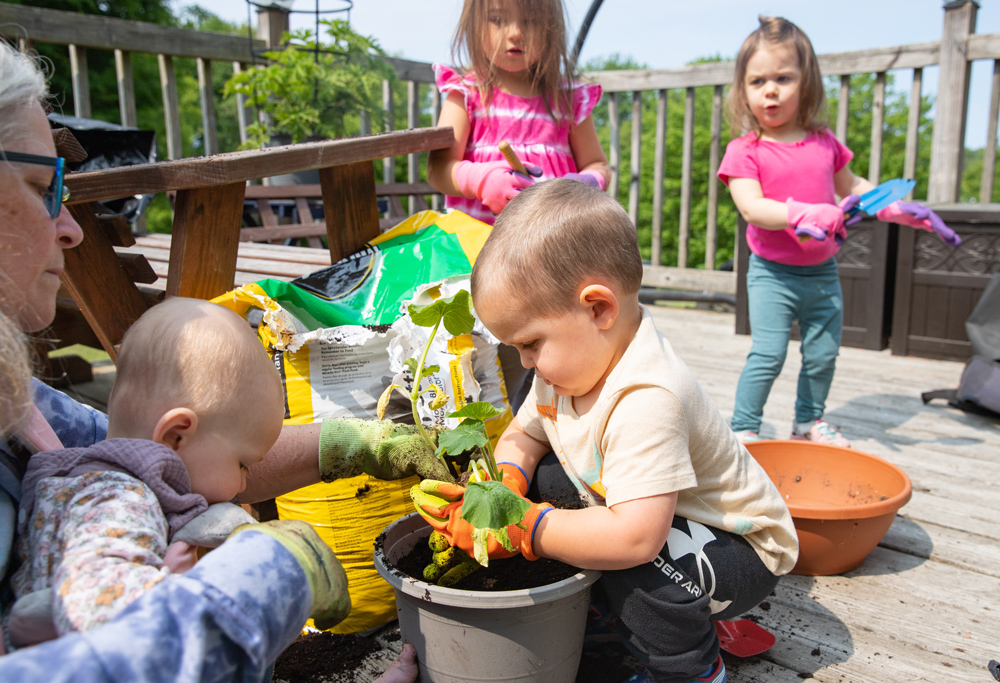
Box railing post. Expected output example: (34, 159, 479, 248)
(114, 49, 138, 128)
(678, 87, 695, 269)
(836, 75, 850, 144)
(904, 68, 923, 200)
(197, 58, 219, 156)
(651, 89, 667, 268)
(431, 87, 442, 211)
(981, 60, 1000, 203)
(68, 44, 91, 119)
(869, 72, 886, 185)
(232, 62, 252, 147)
(628, 91, 642, 227)
(407, 80, 419, 211)
(706, 85, 723, 270)
(256, 6, 290, 49)
(928, 0, 978, 203)
(158, 54, 182, 160)
(383, 80, 395, 183)
(608, 92, 620, 201)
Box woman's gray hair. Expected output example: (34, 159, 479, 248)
(0, 310, 33, 437)
(0, 40, 48, 148)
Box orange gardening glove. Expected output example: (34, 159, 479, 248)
(410, 464, 552, 563)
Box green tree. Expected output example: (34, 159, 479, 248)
(826, 72, 934, 200)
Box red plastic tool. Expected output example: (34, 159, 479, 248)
(715, 619, 776, 657)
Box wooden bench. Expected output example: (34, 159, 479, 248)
(56, 129, 455, 361)
(240, 183, 442, 248)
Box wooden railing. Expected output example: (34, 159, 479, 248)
(3, 1, 999, 295)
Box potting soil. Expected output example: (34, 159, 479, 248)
(395, 538, 579, 591)
(273, 631, 379, 683)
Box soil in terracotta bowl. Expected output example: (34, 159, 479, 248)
(746, 440, 912, 575)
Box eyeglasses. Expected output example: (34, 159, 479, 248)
(2, 151, 70, 218)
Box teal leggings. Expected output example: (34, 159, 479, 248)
(731, 254, 843, 433)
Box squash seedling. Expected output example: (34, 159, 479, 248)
(377, 289, 531, 579)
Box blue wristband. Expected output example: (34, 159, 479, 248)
(530, 506, 553, 544)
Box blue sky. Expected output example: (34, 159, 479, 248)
(208, 0, 1000, 149)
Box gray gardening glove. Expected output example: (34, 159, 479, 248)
(7, 588, 58, 647)
(228, 520, 350, 630)
(173, 503, 257, 549)
(317, 417, 455, 483)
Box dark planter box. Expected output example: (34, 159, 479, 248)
(736, 216, 897, 351)
(891, 205, 1000, 361)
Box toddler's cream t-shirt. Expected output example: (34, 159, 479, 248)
(518, 306, 799, 575)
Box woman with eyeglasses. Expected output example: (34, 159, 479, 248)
(0, 42, 423, 682)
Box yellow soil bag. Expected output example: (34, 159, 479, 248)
(213, 211, 512, 633)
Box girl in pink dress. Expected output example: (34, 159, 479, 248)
(428, 0, 610, 225)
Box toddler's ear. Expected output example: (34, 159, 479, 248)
(579, 284, 619, 330)
(153, 408, 200, 451)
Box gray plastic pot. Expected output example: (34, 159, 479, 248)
(374, 512, 601, 683)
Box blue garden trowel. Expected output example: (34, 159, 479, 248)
(846, 178, 916, 221)
(796, 178, 917, 244)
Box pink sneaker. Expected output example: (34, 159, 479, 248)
(733, 430, 763, 444)
(791, 419, 851, 448)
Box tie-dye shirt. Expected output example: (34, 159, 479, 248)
(434, 63, 602, 225)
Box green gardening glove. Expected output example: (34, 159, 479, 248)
(229, 519, 350, 631)
(318, 417, 455, 483)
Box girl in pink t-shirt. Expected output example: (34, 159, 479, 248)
(718, 16, 960, 447)
(427, 0, 610, 225)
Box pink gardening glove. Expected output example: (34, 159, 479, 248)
(876, 201, 961, 247)
(453, 160, 541, 214)
(788, 195, 858, 246)
(563, 169, 608, 191)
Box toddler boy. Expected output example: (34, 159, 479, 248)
(418, 180, 799, 683)
(8, 297, 285, 645)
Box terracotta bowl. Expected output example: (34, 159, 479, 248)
(745, 440, 912, 576)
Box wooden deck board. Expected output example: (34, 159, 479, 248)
(652, 306, 1000, 683)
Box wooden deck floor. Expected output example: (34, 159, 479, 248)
(58, 304, 1000, 682)
(649, 305, 1000, 683)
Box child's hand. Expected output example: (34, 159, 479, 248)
(163, 540, 199, 574)
(787, 198, 848, 243)
(562, 170, 608, 191)
(410, 478, 553, 562)
(876, 202, 962, 247)
(453, 160, 540, 214)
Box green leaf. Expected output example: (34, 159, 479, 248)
(469, 527, 515, 568)
(441, 290, 475, 336)
(448, 401, 504, 421)
(404, 358, 439, 379)
(437, 422, 488, 456)
(407, 290, 475, 336)
(461, 481, 531, 530)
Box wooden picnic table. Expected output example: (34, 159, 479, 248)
(60, 127, 454, 360)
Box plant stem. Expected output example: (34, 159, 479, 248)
(483, 437, 500, 481)
(411, 319, 442, 457)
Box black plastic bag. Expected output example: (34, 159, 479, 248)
(48, 113, 157, 225)
(922, 272, 1000, 419)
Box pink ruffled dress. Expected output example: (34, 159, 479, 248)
(434, 63, 602, 224)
